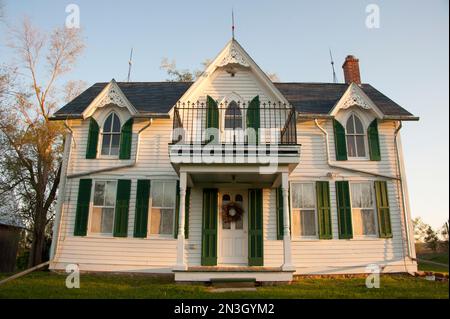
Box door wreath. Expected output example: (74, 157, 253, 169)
(222, 201, 244, 223)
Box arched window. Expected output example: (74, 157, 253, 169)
(101, 113, 121, 156)
(346, 114, 366, 158)
(224, 101, 242, 129)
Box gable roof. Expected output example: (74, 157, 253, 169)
(52, 81, 416, 120)
(54, 82, 192, 118)
(275, 83, 414, 117)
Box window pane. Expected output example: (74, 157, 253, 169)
(101, 208, 114, 233)
(351, 183, 362, 208)
(352, 209, 363, 236)
(291, 184, 301, 208)
(93, 182, 105, 206)
(110, 134, 120, 156)
(104, 114, 112, 132)
(361, 183, 373, 208)
(347, 136, 357, 157)
(356, 135, 366, 157)
(163, 181, 176, 207)
(301, 184, 315, 208)
(354, 116, 364, 133)
(150, 208, 161, 234)
(112, 114, 121, 132)
(235, 217, 243, 230)
(300, 210, 316, 236)
(151, 181, 164, 207)
(292, 210, 301, 237)
(160, 208, 174, 234)
(90, 207, 102, 233)
(222, 219, 231, 230)
(223, 194, 230, 201)
(101, 134, 111, 155)
(346, 115, 355, 133)
(150, 208, 173, 235)
(361, 209, 376, 235)
(105, 181, 116, 206)
(235, 194, 243, 202)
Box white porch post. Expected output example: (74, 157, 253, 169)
(174, 172, 188, 270)
(281, 172, 295, 271)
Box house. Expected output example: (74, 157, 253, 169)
(49, 38, 418, 282)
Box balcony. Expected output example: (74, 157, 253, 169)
(169, 100, 301, 168)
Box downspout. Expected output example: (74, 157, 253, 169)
(394, 122, 415, 261)
(314, 119, 400, 180)
(49, 120, 73, 261)
(66, 118, 152, 179)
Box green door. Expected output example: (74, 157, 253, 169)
(201, 188, 218, 266)
(248, 189, 263, 266)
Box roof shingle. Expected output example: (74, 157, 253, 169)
(53, 81, 414, 118)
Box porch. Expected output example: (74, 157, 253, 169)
(172, 165, 297, 282)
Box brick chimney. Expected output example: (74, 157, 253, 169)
(342, 55, 361, 84)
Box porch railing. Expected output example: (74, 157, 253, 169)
(172, 100, 297, 145)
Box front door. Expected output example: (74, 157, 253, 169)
(218, 190, 248, 265)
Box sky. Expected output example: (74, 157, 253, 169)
(1, 0, 448, 228)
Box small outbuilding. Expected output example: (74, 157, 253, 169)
(0, 222, 23, 272)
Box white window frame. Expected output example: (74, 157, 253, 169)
(345, 113, 369, 160)
(349, 181, 379, 238)
(147, 180, 177, 239)
(289, 182, 319, 240)
(99, 112, 122, 159)
(87, 179, 117, 237)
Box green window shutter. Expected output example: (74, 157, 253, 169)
(248, 189, 264, 266)
(206, 96, 219, 144)
(85, 118, 99, 159)
(74, 179, 92, 236)
(368, 119, 381, 161)
(113, 180, 131, 237)
(375, 181, 392, 238)
(276, 187, 284, 240)
(336, 181, 353, 239)
(246, 96, 260, 144)
(333, 119, 347, 161)
(174, 180, 180, 239)
(119, 118, 133, 160)
(316, 181, 332, 239)
(185, 187, 191, 239)
(201, 188, 218, 266)
(134, 180, 150, 238)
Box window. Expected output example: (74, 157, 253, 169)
(350, 182, 377, 236)
(224, 101, 242, 129)
(346, 114, 366, 158)
(291, 183, 317, 237)
(149, 180, 176, 235)
(90, 181, 117, 234)
(101, 113, 121, 156)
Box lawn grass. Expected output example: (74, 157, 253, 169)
(417, 252, 449, 273)
(0, 271, 447, 299)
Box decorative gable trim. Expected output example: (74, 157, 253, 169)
(82, 79, 137, 119)
(176, 39, 289, 106)
(330, 83, 383, 118)
(217, 42, 250, 68)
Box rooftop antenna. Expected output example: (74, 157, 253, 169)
(329, 48, 338, 83)
(232, 9, 235, 39)
(127, 48, 133, 82)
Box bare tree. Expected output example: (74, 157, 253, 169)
(160, 58, 211, 82)
(0, 19, 84, 266)
(64, 80, 87, 103)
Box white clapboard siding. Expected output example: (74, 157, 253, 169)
(287, 119, 411, 274)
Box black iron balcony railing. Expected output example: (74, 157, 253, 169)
(172, 100, 297, 145)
